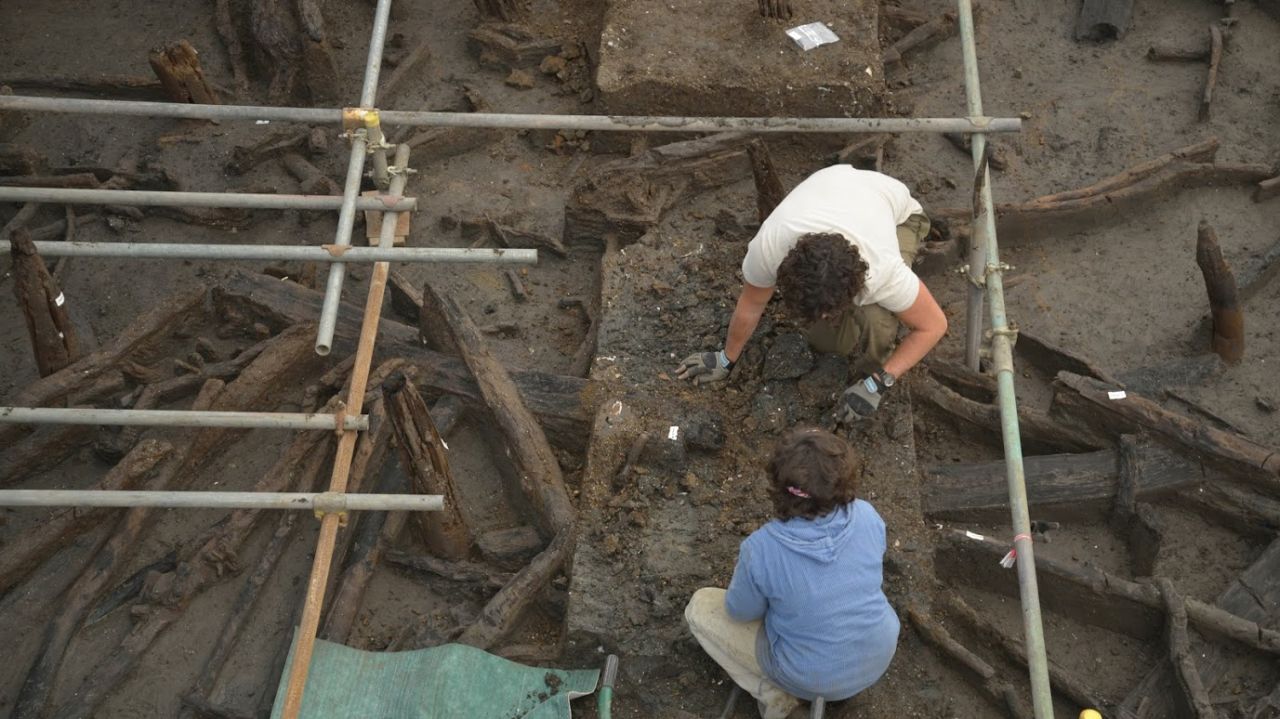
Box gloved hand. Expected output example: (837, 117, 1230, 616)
(758, 0, 793, 19)
(677, 350, 733, 385)
(835, 370, 892, 425)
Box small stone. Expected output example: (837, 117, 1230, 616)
(251, 322, 272, 340)
(504, 69, 536, 89)
(603, 533, 621, 555)
(1258, 397, 1277, 414)
(539, 55, 568, 76)
(307, 127, 330, 156)
(683, 410, 726, 453)
(680, 472, 701, 492)
(763, 333, 814, 381)
(561, 43, 582, 60)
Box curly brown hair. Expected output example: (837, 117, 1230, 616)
(767, 427, 862, 520)
(775, 233, 869, 323)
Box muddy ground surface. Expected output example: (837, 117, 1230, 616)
(2, 0, 1280, 717)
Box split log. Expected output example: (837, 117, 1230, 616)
(0, 284, 203, 436)
(746, 139, 785, 223)
(281, 153, 340, 195)
(882, 11, 957, 65)
(213, 269, 597, 453)
(0, 422, 90, 488)
(912, 372, 1108, 454)
(419, 281, 576, 536)
(1119, 537, 1280, 717)
(940, 529, 1280, 655)
(1016, 328, 1121, 385)
(16, 326, 315, 719)
(213, 0, 250, 95)
(322, 396, 464, 644)
(0, 439, 175, 596)
(1171, 481, 1280, 540)
(564, 132, 752, 247)
(1051, 371, 1280, 492)
(943, 594, 1111, 712)
(1156, 579, 1218, 718)
(0, 74, 164, 97)
(1196, 220, 1244, 363)
(924, 442, 1205, 522)
(457, 529, 573, 650)
(1111, 435, 1164, 577)
(11, 227, 81, 376)
(922, 359, 997, 403)
(148, 41, 219, 105)
(180, 512, 300, 718)
(461, 215, 568, 258)
(47, 418, 333, 719)
(0, 143, 47, 175)
(467, 23, 556, 69)
(385, 373, 471, 559)
(905, 605, 1030, 718)
(1075, 0, 1134, 40)
(1200, 24, 1223, 122)
(386, 550, 512, 591)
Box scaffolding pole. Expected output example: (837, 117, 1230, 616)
(18, 241, 538, 264)
(280, 140, 410, 719)
(956, 1, 1054, 717)
(0, 95, 1023, 135)
(0, 187, 415, 212)
(0, 407, 368, 431)
(0, 490, 444, 512)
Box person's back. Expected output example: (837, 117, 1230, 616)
(684, 427, 900, 719)
(729, 499, 899, 700)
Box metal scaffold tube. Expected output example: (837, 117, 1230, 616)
(0, 407, 369, 431)
(20, 241, 538, 264)
(0, 186, 415, 211)
(956, 1, 1054, 717)
(0, 95, 1024, 135)
(0, 490, 444, 512)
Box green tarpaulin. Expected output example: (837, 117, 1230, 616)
(270, 640, 599, 718)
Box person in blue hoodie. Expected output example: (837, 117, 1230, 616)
(684, 426, 900, 719)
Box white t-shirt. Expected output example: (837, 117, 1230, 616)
(741, 166, 924, 313)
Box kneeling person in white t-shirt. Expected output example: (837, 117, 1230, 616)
(677, 166, 947, 423)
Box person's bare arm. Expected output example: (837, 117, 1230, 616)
(883, 280, 947, 377)
(724, 282, 776, 362)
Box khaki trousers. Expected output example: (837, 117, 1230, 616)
(685, 588, 800, 719)
(803, 213, 931, 376)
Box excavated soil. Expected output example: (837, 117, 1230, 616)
(2, 0, 1280, 717)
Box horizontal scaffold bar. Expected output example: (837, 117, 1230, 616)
(17, 241, 539, 264)
(0, 407, 369, 431)
(0, 490, 444, 512)
(0, 186, 416, 211)
(0, 95, 1023, 134)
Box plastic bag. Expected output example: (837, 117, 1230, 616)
(786, 22, 839, 51)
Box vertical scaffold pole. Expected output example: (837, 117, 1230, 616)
(956, 2, 1055, 717)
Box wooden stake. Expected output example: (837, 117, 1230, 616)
(1195, 219, 1244, 363)
(148, 40, 219, 105)
(746, 139, 785, 223)
(1200, 24, 1223, 122)
(10, 227, 81, 376)
(906, 605, 1030, 718)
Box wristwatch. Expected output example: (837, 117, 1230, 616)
(871, 369, 895, 392)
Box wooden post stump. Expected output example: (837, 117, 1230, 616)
(11, 227, 81, 376)
(1195, 219, 1243, 363)
(148, 40, 219, 104)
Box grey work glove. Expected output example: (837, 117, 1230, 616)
(758, 0, 793, 18)
(677, 350, 733, 385)
(835, 371, 890, 425)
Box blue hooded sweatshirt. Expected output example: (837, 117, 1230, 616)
(724, 499, 899, 701)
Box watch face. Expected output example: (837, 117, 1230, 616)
(881, 372, 895, 388)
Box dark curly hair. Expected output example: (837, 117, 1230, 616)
(767, 427, 862, 521)
(775, 233, 868, 323)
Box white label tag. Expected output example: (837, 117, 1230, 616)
(964, 531, 985, 541)
(667, 426, 679, 441)
(55, 293, 65, 307)
(1107, 391, 1126, 400)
